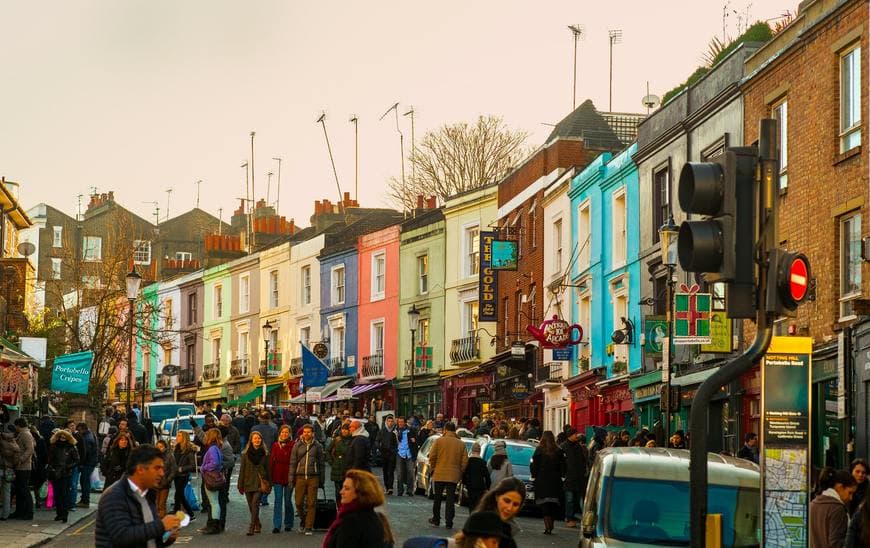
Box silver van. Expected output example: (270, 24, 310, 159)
(580, 447, 760, 547)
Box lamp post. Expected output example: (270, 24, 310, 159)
(262, 320, 273, 407)
(125, 267, 142, 412)
(407, 304, 420, 418)
(659, 214, 679, 447)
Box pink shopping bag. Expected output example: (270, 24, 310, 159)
(45, 482, 54, 509)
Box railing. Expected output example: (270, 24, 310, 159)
(115, 383, 126, 395)
(328, 356, 345, 377)
(202, 362, 220, 382)
(178, 368, 196, 385)
(361, 352, 384, 378)
(450, 335, 480, 364)
(259, 353, 282, 376)
(230, 358, 249, 377)
(403, 359, 430, 377)
(289, 357, 303, 377)
(538, 362, 564, 384)
(156, 374, 172, 389)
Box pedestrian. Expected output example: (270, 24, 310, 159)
(269, 425, 295, 534)
(30, 426, 48, 510)
(220, 414, 241, 454)
(523, 419, 541, 441)
(810, 467, 856, 548)
(171, 431, 197, 518)
(152, 439, 176, 519)
(289, 424, 324, 535)
(488, 440, 513, 486)
(94, 444, 182, 547)
(75, 422, 99, 508)
(238, 430, 271, 536)
(736, 432, 759, 464)
(0, 424, 19, 519)
(669, 430, 687, 449)
(346, 419, 372, 472)
(473, 477, 526, 548)
(846, 497, 870, 547)
(104, 433, 133, 489)
(376, 415, 398, 495)
(395, 416, 418, 497)
(232, 410, 249, 450)
(559, 427, 588, 527)
(462, 442, 490, 510)
(97, 408, 115, 448)
(9, 418, 34, 520)
(251, 411, 277, 506)
(418, 420, 434, 448)
(322, 469, 391, 548)
(199, 428, 224, 535)
(127, 412, 148, 446)
(848, 458, 869, 515)
(530, 431, 566, 535)
(452, 511, 508, 548)
(216, 424, 236, 532)
(47, 429, 79, 523)
(328, 422, 352, 496)
(427, 422, 468, 529)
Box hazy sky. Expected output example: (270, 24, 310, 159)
(0, 1, 793, 228)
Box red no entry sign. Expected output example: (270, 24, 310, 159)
(788, 256, 809, 303)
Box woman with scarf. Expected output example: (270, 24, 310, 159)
(47, 429, 79, 523)
(488, 440, 514, 486)
(199, 428, 224, 535)
(810, 467, 856, 548)
(323, 469, 392, 548)
(269, 425, 294, 533)
(171, 431, 197, 518)
(238, 430, 271, 536)
(103, 433, 132, 488)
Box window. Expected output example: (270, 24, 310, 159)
(331, 326, 345, 359)
(652, 166, 669, 243)
(462, 301, 479, 335)
(300, 326, 311, 349)
(514, 290, 522, 342)
(188, 293, 197, 325)
(418, 255, 429, 294)
(238, 331, 249, 359)
(175, 251, 192, 261)
(612, 190, 627, 268)
(465, 226, 480, 277)
(214, 285, 223, 319)
(840, 213, 862, 318)
(840, 45, 861, 152)
(269, 270, 279, 308)
(772, 100, 788, 189)
(516, 215, 524, 259)
(239, 274, 250, 313)
(133, 240, 151, 265)
(578, 201, 591, 270)
(81, 275, 100, 289)
(579, 293, 591, 361)
(612, 283, 628, 364)
(212, 338, 221, 365)
(418, 318, 430, 346)
(301, 266, 311, 305)
(529, 284, 537, 323)
(164, 298, 174, 329)
(50, 258, 61, 280)
(529, 203, 537, 251)
(371, 321, 385, 353)
(82, 236, 102, 262)
(163, 347, 171, 369)
(372, 253, 385, 299)
(52, 226, 62, 248)
(269, 328, 279, 353)
(712, 282, 726, 311)
(553, 218, 563, 273)
(653, 274, 667, 316)
(331, 266, 345, 305)
(502, 297, 510, 346)
(186, 343, 195, 368)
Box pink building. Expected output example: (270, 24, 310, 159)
(356, 225, 401, 408)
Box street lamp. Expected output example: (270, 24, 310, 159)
(407, 304, 420, 418)
(261, 320, 273, 407)
(125, 267, 142, 412)
(659, 214, 679, 446)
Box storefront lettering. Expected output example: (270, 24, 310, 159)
(479, 232, 498, 322)
(527, 315, 583, 349)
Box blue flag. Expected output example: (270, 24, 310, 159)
(301, 343, 329, 388)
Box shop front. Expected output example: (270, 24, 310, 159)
(565, 369, 603, 434)
(175, 384, 197, 403)
(811, 343, 842, 469)
(630, 370, 662, 430)
(395, 377, 441, 419)
(671, 365, 734, 453)
(195, 385, 227, 405)
(225, 379, 255, 407)
(598, 377, 634, 428)
(441, 366, 494, 420)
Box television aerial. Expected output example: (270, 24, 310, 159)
(642, 94, 661, 110)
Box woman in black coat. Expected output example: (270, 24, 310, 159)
(530, 431, 566, 535)
(323, 469, 392, 548)
(104, 433, 133, 489)
(47, 429, 79, 523)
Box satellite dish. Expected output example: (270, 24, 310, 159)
(17, 242, 35, 257)
(642, 94, 661, 110)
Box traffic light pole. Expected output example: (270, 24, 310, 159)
(688, 119, 778, 546)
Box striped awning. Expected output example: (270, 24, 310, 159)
(321, 380, 390, 402)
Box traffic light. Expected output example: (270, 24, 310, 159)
(677, 147, 757, 318)
(660, 385, 682, 413)
(766, 248, 811, 315)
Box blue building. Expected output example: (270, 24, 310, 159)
(568, 143, 641, 430)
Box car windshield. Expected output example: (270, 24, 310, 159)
(147, 404, 195, 424)
(604, 477, 759, 547)
(482, 444, 534, 465)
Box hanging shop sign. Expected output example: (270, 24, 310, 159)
(643, 317, 667, 355)
(700, 311, 732, 353)
(673, 284, 711, 345)
(526, 315, 583, 349)
(478, 231, 498, 322)
(50, 351, 94, 395)
(491, 240, 518, 270)
(312, 342, 329, 360)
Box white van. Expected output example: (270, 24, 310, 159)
(144, 402, 196, 426)
(580, 447, 760, 547)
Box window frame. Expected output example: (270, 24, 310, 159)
(577, 200, 591, 272)
(214, 284, 223, 320)
(463, 224, 480, 278)
(331, 265, 345, 306)
(133, 240, 152, 265)
(839, 44, 862, 153)
(611, 188, 627, 269)
(239, 274, 250, 314)
(82, 236, 102, 262)
(772, 99, 788, 190)
(371, 252, 386, 301)
(417, 254, 429, 295)
(52, 226, 62, 248)
(301, 265, 311, 305)
(50, 258, 62, 280)
(553, 217, 563, 274)
(188, 293, 197, 325)
(269, 270, 279, 309)
(839, 211, 862, 320)
(371, 319, 385, 353)
(175, 251, 193, 261)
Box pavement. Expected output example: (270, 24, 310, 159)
(0, 493, 101, 548)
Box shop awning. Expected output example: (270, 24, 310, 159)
(440, 365, 481, 379)
(672, 366, 720, 387)
(195, 386, 227, 402)
(287, 378, 351, 404)
(321, 381, 390, 402)
(0, 336, 38, 365)
(227, 383, 282, 406)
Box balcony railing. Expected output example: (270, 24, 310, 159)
(450, 335, 480, 364)
(361, 352, 384, 378)
(259, 353, 282, 376)
(156, 374, 172, 389)
(178, 367, 196, 385)
(134, 378, 144, 391)
(289, 357, 303, 377)
(115, 383, 126, 395)
(403, 359, 430, 377)
(202, 362, 220, 382)
(328, 356, 345, 377)
(230, 358, 249, 377)
(537, 362, 564, 384)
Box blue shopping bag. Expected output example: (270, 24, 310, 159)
(184, 482, 200, 511)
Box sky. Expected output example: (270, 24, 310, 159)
(0, 1, 794, 228)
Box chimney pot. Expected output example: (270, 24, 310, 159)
(417, 195, 424, 209)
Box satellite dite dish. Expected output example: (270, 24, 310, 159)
(642, 94, 661, 109)
(17, 242, 35, 257)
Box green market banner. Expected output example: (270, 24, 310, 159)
(673, 284, 711, 345)
(50, 351, 95, 395)
(700, 311, 732, 353)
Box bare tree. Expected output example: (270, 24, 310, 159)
(387, 115, 530, 210)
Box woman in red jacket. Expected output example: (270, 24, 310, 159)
(270, 425, 295, 534)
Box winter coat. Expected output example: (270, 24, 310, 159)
(346, 429, 371, 472)
(224, 424, 241, 454)
(560, 439, 588, 493)
(328, 435, 352, 482)
(0, 432, 20, 470)
(323, 505, 386, 548)
(429, 431, 468, 484)
(79, 429, 100, 467)
(105, 445, 132, 487)
(269, 439, 294, 487)
(288, 439, 324, 484)
(157, 447, 177, 490)
(849, 481, 868, 516)
(810, 492, 849, 548)
(94, 474, 174, 548)
(48, 430, 80, 480)
(462, 456, 490, 492)
(220, 440, 235, 472)
(376, 426, 398, 457)
(127, 418, 148, 446)
(489, 458, 514, 486)
(845, 510, 865, 548)
(201, 444, 222, 473)
(173, 445, 196, 476)
(15, 428, 34, 471)
(530, 447, 566, 503)
(237, 447, 271, 493)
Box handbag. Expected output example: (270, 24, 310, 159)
(202, 469, 226, 490)
(184, 481, 201, 511)
(258, 472, 271, 495)
(313, 487, 337, 530)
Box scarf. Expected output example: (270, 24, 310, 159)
(247, 445, 266, 466)
(322, 500, 368, 548)
(822, 487, 843, 504)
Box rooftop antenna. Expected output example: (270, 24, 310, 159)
(143, 201, 160, 226)
(241, 161, 251, 244)
(195, 180, 202, 209)
(271, 157, 282, 214)
(403, 106, 416, 183)
(608, 29, 623, 112)
(349, 115, 358, 202)
(266, 171, 273, 205)
(217, 207, 223, 235)
(379, 102, 405, 214)
(76, 194, 83, 220)
(316, 112, 344, 206)
(641, 82, 661, 115)
(165, 188, 172, 220)
(568, 24, 585, 110)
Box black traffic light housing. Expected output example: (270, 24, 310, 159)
(766, 249, 811, 315)
(677, 147, 758, 318)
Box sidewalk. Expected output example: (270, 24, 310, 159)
(0, 493, 101, 548)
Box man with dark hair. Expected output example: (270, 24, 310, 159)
(10, 418, 34, 519)
(376, 415, 398, 494)
(95, 444, 181, 547)
(127, 412, 148, 446)
(737, 432, 759, 463)
(560, 426, 588, 527)
(345, 420, 371, 472)
(76, 422, 99, 507)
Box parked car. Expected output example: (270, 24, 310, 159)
(414, 433, 477, 496)
(158, 414, 205, 447)
(580, 447, 760, 547)
(467, 437, 537, 510)
(144, 401, 195, 425)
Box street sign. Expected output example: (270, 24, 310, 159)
(673, 284, 712, 345)
(336, 388, 353, 400)
(788, 255, 809, 302)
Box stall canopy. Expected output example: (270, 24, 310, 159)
(321, 381, 390, 402)
(227, 384, 281, 407)
(288, 378, 351, 404)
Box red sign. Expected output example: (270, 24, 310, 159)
(788, 256, 809, 303)
(527, 315, 583, 349)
